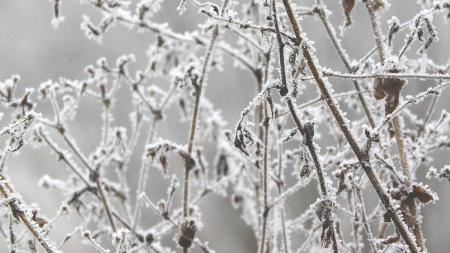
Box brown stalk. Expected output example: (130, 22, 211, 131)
(364, 2, 425, 251)
(271, 1, 339, 252)
(182, 1, 228, 253)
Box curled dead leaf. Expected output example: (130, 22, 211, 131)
(373, 70, 405, 136)
(412, 184, 434, 204)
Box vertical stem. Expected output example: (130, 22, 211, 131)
(365, 2, 425, 251)
(184, 25, 218, 217)
(355, 187, 379, 253)
(276, 127, 290, 253)
(271, 1, 338, 252)
(348, 190, 360, 253)
(9, 215, 16, 253)
(255, 71, 264, 227)
(182, 2, 228, 253)
(365, 2, 386, 66)
(131, 118, 158, 232)
(258, 103, 269, 253)
(393, 117, 410, 178)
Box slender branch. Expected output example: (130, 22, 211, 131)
(321, 70, 450, 81)
(95, 178, 117, 232)
(272, 1, 338, 252)
(362, 6, 424, 248)
(314, 2, 375, 127)
(0, 176, 57, 253)
(276, 130, 290, 253)
(365, 1, 386, 65)
(258, 93, 269, 253)
(182, 2, 228, 253)
(276, 90, 370, 118)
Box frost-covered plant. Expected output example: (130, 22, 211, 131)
(1, 0, 450, 252)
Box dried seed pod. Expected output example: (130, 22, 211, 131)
(145, 232, 154, 245)
(282, 128, 298, 143)
(341, 0, 355, 26)
(342, 0, 355, 15)
(31, 209, 48, 228)
(336, 170, 349, 194)
(231, 194, 244, 208)
(417, 27, 424, 41)
(178, 219, 197, 249)
(388, 19, 400, 46)
(159, 153, 168, 175)
(314, 199, 334, 248)
(300, 164, 310, 179)
(215, 153, 229, 179)
(411, 184, 434, 203)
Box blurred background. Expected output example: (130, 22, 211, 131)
(0, 0, 449, 252)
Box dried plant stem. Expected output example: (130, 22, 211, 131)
(277, 131, 290, 253)
(58, 128, 117, 233)
(38, 128, 91, 187)
(347, 190, 360, 253)
(279, 0, 419, 252)
(9, 216, 16, 253)
(393, 117, 425, 250)
(365, 4, 386, 65)
(47, 94, 119, 233)
(276, 90, 370, 118)
(130, 80, 177, 232)
(254, 26, 271, 253)
(42, 126, 120, 236)
(365, 3, 425, 250)
(95, 178, 117, 232)
(272, 1, 339, 252)
(141, 192, 213, 253)
(131, 121, 158, 232)
(354, 186, 378, 253)
(393, 118, 410, 179)
(321, 71, 450, 81)
(200, 10, 297, 42)
(184, 17, 217, 216)
(417, 92, 439, 137)
(2, 0, 448, 251)
(315, 2, 375, 127)
(0, 176, 56, 253)
(315, 0, 395, 211)
(38, 127, 136, 236)
(255, 69, 264, 226)
(99, 83, 111, 146)
(182, 2, 226, 253)
(258, 110, 269, 253)
(314, 0, 398, 194)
